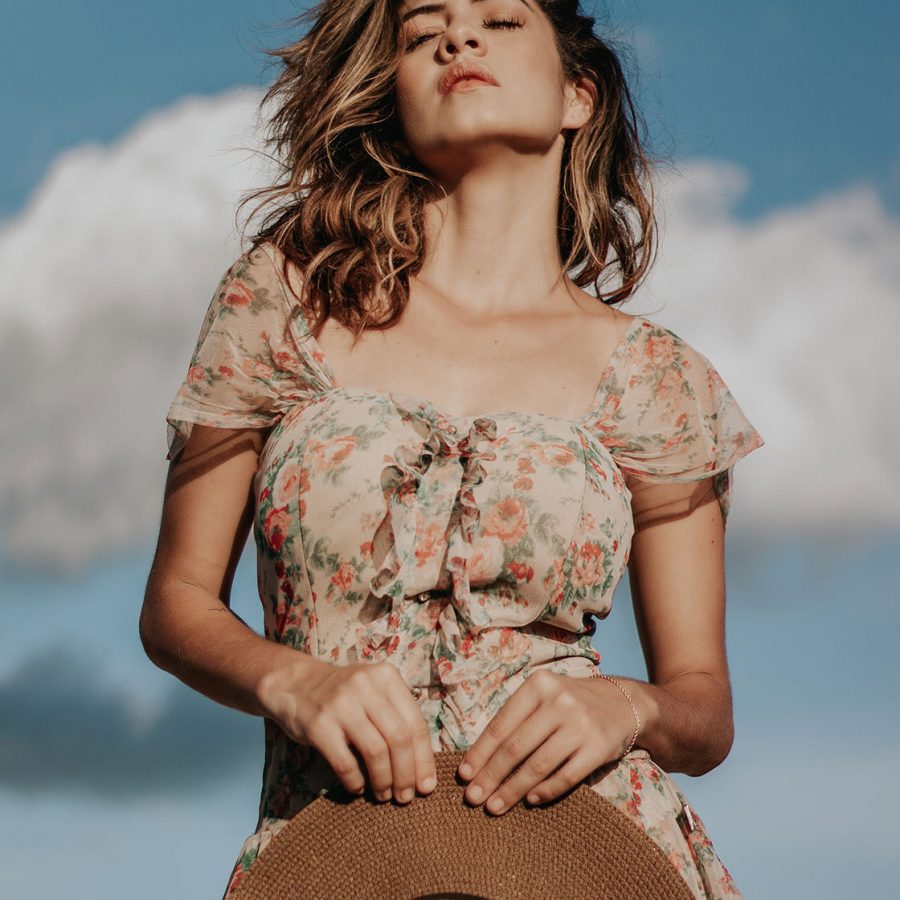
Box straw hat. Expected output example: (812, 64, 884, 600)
(232, 749, 694, 899)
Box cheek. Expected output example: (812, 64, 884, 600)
(393, 70, 425, 130)
(527, 44, 565, 98)
(503, 77, 566, 127)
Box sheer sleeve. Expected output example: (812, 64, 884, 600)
(625, 474, 723, 530)
(597, 319, 765, 531)
(164, 243, 320, 462)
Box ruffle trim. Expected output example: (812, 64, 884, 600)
(356, 401, 499, 748)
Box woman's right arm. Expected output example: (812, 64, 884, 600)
(140, 423, 320, 717)
(139, 423, 437, 803)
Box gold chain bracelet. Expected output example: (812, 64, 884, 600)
(589, 670, 641, 757)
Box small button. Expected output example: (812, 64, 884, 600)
(411, 686, 423, 698)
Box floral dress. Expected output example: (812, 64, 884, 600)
(165, 243, 764, 899)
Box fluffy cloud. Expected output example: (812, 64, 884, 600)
(0, 87, 274, 576)
(0, 87, 896, 575)
(631, 161, 900, 533)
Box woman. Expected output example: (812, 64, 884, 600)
(141, 0, 764, 897)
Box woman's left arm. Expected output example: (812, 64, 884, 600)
(603, 494, 735, 777)
(456, 494, 734, 814)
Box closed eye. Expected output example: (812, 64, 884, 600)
(405, 17, 524, 52)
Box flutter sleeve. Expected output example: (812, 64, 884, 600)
(164, 242, 318, 462)
(598, 319, 765, 531)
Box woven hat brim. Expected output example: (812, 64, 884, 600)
(232, 749, 694, 900)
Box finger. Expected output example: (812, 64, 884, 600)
(397, 691, 438, 797)
(521, 747, 602, 809)
(464, 711, 555, 808)
(309, 718, 367, 795)
(484, 728, 578, 815)
(347, 712, 395, 801)
(381, 665, 437, 798)
(363, 688, 417, 803)
(333, 668, 396, 800)
(381, 688, 433, 803)
(458, 671, 547, 782)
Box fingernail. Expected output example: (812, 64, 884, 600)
(526, 793, 540, 804)
(397, 788, 414, 803)
(376, 789, 391, 802)
(422, 774, 437, 792)
(466, 784, 483, 803)
(458, 762, 473, 780)
(486, 796, 505, 813)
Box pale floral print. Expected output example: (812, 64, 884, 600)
(165, 244, 764, 899)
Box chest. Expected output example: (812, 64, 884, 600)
(312, 305, 633, 421)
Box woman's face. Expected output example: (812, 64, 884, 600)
(394, 0, 593, 178)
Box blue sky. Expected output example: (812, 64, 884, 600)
(1, 1, 898, 898)
(2, 0, 898, 221)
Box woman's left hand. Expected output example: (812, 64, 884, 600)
(455, 670, 636, 815)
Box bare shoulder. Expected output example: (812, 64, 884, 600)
(566, 283, 641, 339)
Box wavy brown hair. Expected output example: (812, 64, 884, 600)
(237, 0, 662, 338)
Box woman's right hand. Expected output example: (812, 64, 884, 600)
(257, 657, 437, 804)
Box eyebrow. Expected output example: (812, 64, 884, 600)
(401, 0, 531, 25)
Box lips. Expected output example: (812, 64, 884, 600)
(439, 62, 500, 96)
(448, 77, 490, 92)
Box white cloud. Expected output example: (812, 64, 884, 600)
(0, 88, 897, 575)
(626, 160, 900, 535)
(0, 87, 275, 575)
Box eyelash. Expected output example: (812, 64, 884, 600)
(405, 17, 525, 52)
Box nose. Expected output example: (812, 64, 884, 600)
(438, 18, 484, 58)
